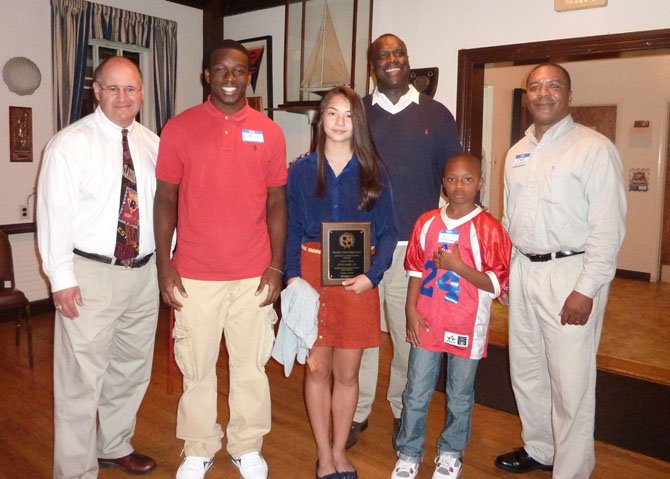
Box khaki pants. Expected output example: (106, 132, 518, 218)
(53, 256, 159, 479)
(174, 277, 277, 459)
(509, 253, 607, 479)
(356, 244, 410, 421)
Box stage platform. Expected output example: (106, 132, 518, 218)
(475, 278, 670, 462)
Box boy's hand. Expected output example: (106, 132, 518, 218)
(406, 307, 429, 347)
(433, 243, 462, 271)
(497, 293, 509, 306)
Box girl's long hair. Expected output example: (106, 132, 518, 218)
(314, 86, 383, 210)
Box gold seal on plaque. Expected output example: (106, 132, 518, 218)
(321, 222, 371, 286)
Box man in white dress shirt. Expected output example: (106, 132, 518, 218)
(38, 56, 159, 479)
(495, 63, 626, 479)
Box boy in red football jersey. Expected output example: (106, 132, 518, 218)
(391, 153, 511, 479)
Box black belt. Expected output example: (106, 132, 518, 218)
(520, 250, 584, 262)
(73, 248, 153, 268)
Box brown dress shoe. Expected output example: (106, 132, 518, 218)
(495, 447, 553, 473)
(98, 452, 157, 475)
(345, 419, 369, 449)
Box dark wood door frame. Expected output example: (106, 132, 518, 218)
(455, 28, 670, 157)
(202, 0, 224, 101)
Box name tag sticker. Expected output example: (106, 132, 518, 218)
(443, 330, 469, 348)
(438, 229, 459, 247)
(513, 152, 531, 168)
(242, 129, 264, 143)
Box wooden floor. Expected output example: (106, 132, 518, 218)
(1, 290, 669, 478)
(489, 278, 670, 385)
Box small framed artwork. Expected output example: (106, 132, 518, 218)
(239, 35, 273, 119)
(570, 105, 617, 143)
(628, 168, 649, 192)
(410, 67, 439, 98)
(9, 106, 33, 162)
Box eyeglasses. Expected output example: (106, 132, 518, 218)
(99, 85, 142, 96)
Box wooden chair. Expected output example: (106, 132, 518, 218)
(0, 230, 33, 368)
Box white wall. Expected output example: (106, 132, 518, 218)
(3, 0, 670, 298)
(0, 0, 202, 299)
(224, 7, 313, 162)
(0, 0, 53, 226)
(0, 0, 202, 227)
(228, 0, 670, 278)
(376, 0, 670, 113)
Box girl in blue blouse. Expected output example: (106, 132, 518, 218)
(285, 86, 398, 479)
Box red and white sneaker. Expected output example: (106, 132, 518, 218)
(432, 454, 462, 479)
(391, 457, 419, 479)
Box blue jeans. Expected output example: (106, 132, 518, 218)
(396, 346, 479, 462)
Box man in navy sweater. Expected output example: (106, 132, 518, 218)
(347, 33, 463, 449)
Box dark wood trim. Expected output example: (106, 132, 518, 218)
(449, 343, 670, 462)
(0, 298, 53, 321)
(166, 0, 285, 17)
(456, 28, 670, 158)
(0, 223, 36, 235)
(201, 0, 224, 101)
(350, 0, 358, 89)
(30, 298, 54, 316)
(282, 1, 290, 106)
(615, 269, 651, 281)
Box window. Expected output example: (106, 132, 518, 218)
(82, 39, 155, 131)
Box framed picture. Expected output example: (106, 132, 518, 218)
(570, 105, 617, 143)
(240, 35, 273, 119)
(9, 106, 33, 162)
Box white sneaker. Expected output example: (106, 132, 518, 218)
(391, 457, 420, 479)
(432, 454, 462, 479)
(231, 452, 268, 479)
(176, 456, 214, 479)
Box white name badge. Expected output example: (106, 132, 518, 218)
(438, 229, 459, 246)
(512, 152, 530, 168)
(242, 129, 264, 143)
(443, 330, 469, 348)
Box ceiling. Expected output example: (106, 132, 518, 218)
(166, 0, 285, 17)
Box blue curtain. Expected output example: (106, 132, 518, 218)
(51, 0, 90, 130)
(51, 0, 177, 132)
(151, 17, 178, 134)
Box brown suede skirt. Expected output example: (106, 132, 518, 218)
(300, 242, 381, 349)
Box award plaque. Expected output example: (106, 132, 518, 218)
(321, 222, 371, 286)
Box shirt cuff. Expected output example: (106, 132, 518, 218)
(485, 271, 501, 298)
(49, 270, 79, 293)
(573, 275, 599, 299)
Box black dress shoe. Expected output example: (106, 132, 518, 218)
(345, 419, 368, 449)
(337, 469, 358, 479)
(98, 452, 157, 474)
(391, 417, 402, 450)
(316, 459, 341, 479)
(495, 447, 553, 473)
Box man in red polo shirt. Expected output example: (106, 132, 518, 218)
(154, 39, 287, 479)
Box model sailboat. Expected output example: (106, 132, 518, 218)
(300, 1, 350, 96)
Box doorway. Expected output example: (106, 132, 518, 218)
(662, 105, 670, 282)
(455, 28, 670, 280)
